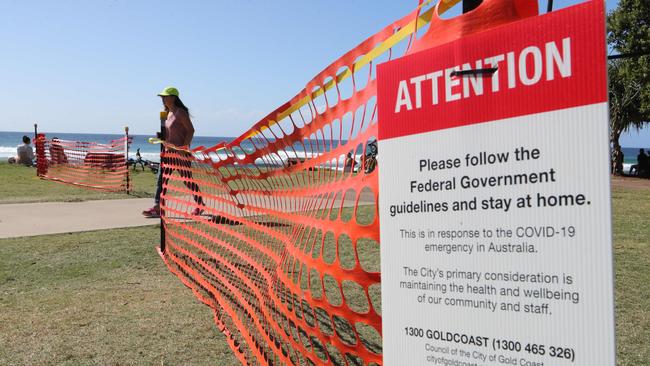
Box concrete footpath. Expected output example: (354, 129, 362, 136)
(0, 198, 158, 239)
(0, 191, 377, 239)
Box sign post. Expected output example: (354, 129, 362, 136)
(159, 110, 168, 253)
(377, 2, 614, 365)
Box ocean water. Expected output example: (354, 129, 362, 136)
(622, 147, 650, 163)
(0, 131, 359, 165)
(0, 131, 234, 162)
(2, 131, 644, 170)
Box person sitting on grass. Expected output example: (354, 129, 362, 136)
(142, 86, 205, 218)
(8, 135, 35, 166)
(344, 152, 357, 173)
(630, 148, 648, 176)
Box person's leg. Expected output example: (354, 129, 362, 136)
(179, 154, 204, 206)
(184, 177, 204, 206)
(183, 172, 204, 206)
(144, 157, 168, 216)
(154, 162, 164, 207)
(145, 156, 174, 217)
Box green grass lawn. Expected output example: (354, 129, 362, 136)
(611, 187, 650, 366)
(0, 226, 238, 365)
(0, 186, 647, 365)
(0, 162, 157, 203)
(0, 160, 350, 204)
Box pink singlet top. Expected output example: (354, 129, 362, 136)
(165, 108, 194, 147)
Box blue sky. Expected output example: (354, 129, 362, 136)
(1, 0, 642, 146)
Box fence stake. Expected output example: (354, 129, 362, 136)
(34, 123, 38, 173)
(159, 111, 168, 253)
(125, 126, 130, 194)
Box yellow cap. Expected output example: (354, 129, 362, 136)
(157, 86, 179, 97)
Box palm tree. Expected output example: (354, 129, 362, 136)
(609, 60, 645, 174)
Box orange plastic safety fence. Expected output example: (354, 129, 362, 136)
(34, 133, 131, 192)
(158, 1, 537, 365)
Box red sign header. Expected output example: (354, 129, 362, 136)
(377, 1, 607, 140)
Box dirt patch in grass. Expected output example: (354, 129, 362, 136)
(611, 175, 650, 190)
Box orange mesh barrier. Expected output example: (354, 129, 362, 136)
(157, 0, 538, 364)
(35, 133, 131, 192)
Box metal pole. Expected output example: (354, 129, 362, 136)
(608, 51, 650, 60)
(159, 111, 168, 253)
(34, 123, 38, 174)
(463, 0, 481, 13)
(124, 126, 130, 194)
(547, 0, 553, 13)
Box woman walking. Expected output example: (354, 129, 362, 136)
(143, 86, 204, 217)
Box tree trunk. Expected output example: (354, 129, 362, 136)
(611, 128, 624, 175)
